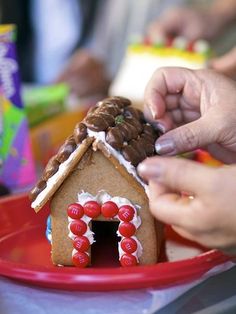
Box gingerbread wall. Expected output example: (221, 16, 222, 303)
(50, 149, 161, 266)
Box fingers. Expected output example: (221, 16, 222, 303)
(154, 116, 217, 155)
(138, 156, 216, 195)
(144, 67, 201, 120)
(209, 47, 236, 79)
(148, 180, 192, 226)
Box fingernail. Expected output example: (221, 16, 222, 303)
(157, 123, 166, 134)
(155, 139, 176, 155)
(150, 105, 158, 119)
(137, 162, 163, 178)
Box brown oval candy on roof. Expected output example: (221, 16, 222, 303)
(84, 114, 110, 132)
(117, 122, 134, 142)
(98, 103, 122, 116)
(29, 180, 47, 201)
(122, 145, 142, 167)
(106, 127, 124, 150)
(74, 123, 87, 144)
(138, 137, 155, 156)
(43, 156, 60, 180)
(56, 136, 77, 163)
(125, 117, 143, 134)
(129, 139, 147, 160)
(124, 107, 143, 120)
(143, 124, 158, 138)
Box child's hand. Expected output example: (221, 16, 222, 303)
(144, 67, 236, 164)
(138, 157, 236, 254)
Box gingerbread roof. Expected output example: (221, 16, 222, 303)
(30, 96, 160, 211)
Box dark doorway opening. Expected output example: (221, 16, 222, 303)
(91, 221, 120, 267)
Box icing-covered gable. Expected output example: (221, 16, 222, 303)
(29, 97, 160, 211)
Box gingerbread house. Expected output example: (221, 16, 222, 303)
(29, 97, 163, 268)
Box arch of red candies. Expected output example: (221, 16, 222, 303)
(67, 200, 140, 268)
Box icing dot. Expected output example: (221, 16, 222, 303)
(120, 254, 137, 267)
(67, 203, 84, 219)
(72, 251, 90, 268)
(101, 201, 119, 218)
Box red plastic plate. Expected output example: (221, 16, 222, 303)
(0, 193, 231, 291)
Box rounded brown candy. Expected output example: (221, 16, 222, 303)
(43, 157, 60, 180)
(98, 103, 122, 116)
(138, 137, 154, 156)
(84, 114, 110, 131)
(122, 145, 141, 166)
(125, 117, 143, 134)
(106, 127, 124, 150)
(129, 139, 146, 160)
(74, 123, 87, 144)
(29, 180, 47, 201)
(124, 107, 142, 120)
(56, 138, 77, 163)
(117, 122, 134, 142)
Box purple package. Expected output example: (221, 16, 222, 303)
(0, 25, 36, 191)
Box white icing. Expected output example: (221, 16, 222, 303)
(32, 120, 148, 210)
(87, 129, 148, 194)
(69, 190, 143, 263)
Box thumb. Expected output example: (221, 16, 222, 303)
(138, 156, 216, 195)
(155, 117, 215, 155)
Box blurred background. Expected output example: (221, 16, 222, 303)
(0, 0, 235, 193)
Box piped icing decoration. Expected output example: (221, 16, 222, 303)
(67, 190, 142, 267)
(29, 96, 159, 208)
(131, 36, 210, 55)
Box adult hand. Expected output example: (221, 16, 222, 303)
(144, 67, 236, 164)
(138, 157, 236, 254)
(148, 7, 223, 42)
(56, 49, 110, 98)
(209, 47, 236, 80)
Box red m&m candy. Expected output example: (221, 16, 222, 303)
(120, 254, 137, 267)
(118, 222, 136, 237)
(72, 251, 89, 268)
(101, 201, 119, 218)
(84, 201, 101, 218)
(118, 205, 135, 222)
(67, 203, 84, 219)
(70, 220, 87, 236)
(121, 238, 137, 253)
(73, 236, 90, 252)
